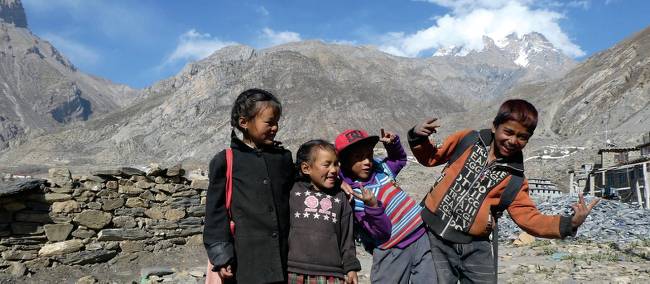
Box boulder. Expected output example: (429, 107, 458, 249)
(87, 202, 102, 210)
(119, 241, 145, 253)
(120, 167, 146, 177)
(24, 257, 51, 271)
(45, 193, 72, 202)
(166, 164, 185, 177)
(51, 200, 81, 213)
(119, 186, 144, 195)
(97, 229, 152, 241)
(0, 179, 46, 197)
(164, 209, 186, 221)
(125, 197, 148, 208)
(101, 197, 125, 211)
(2, 250, 37, 261)
(73, 210, 112, 230)
(106, 181, 119, 190)
(134, 180, 154, 189)
(513, 232, 536, 246)
(111, 216, 137, 228)
(71, 228, 96, 239)
(44, 223, 74, 242)
(190, 179, 209, 190)
(38, 240, 84, 256)
(10, 262, 27, 277)
(145, 163, 165, 177)
(55, 249, 118, 265)
(144, 207, 165, 220)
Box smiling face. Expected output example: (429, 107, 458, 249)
(301, 148, 340, 190)
(341, 142, 374, 181)
(492, 120, 532, 158)
(239, 103, 280, 147)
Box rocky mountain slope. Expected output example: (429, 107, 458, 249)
(0, 0, 137, 150)
(1, 0, 645, 179)
(0, 37, 573, 170)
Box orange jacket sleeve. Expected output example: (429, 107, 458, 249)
(408, 129, 473, 167)
(507, 180, 574, 239)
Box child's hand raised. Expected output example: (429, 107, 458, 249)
(379, 129, 397, 144)
(414, 117, 441, 137)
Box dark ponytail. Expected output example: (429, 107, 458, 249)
(295, 139, 337, 182)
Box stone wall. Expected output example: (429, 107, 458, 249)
(0, 164, 208, 276)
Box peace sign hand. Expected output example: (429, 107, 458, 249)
(570, 193, 600, 229)
(414, 117, 441, 137)
(341, 182, 378, 208)
(379, 129, 397, 144)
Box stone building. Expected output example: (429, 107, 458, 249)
(570, 133, 650, 209)
(528, 178, 562, 199)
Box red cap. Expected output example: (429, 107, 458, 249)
(334, 129, 379, 154)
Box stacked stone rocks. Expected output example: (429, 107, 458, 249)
(0, 164, 208, 276)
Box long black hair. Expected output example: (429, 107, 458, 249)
(230, 88, 282, 133)
(295, 139, 337, 182)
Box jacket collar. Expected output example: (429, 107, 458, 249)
(477, 128, 524, 174)
(229, 131, 285, 153)
(230, 135, 258, 152)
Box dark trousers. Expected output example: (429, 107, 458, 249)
(427, 231, 495, 284)
(370, 235, 437, 284)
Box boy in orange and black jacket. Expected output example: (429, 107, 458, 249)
(408, 99, 599, 283)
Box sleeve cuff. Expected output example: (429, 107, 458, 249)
(407, 128, 429, 144)
(559, 215, 576, 238)
(343, 260, 362, 273)
(364, 201, 386, 215)
(205, 241, 235, 269)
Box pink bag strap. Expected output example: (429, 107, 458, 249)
(225, 148, 235, 235)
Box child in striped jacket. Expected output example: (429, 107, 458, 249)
(335, 129, 436, 284)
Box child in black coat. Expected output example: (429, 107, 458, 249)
(204, 89, 295, 283)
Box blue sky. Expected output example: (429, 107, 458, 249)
(21, 0, 650, 89)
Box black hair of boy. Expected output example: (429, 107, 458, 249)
(492, 99, 538, 133)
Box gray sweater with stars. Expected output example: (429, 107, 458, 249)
(287, 182, 361, 278)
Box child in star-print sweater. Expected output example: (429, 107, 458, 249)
(287, 140, 361, 283)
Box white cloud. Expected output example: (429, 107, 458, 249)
(383, 0, 585, 57)
(164, 29, 237, 65)
(260, 28, 302, 47)
(23, 0, 159, 42)
(42, 33, 100, 66)
(256, 6, 270, 16)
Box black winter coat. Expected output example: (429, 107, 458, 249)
(203, 137, 294, 284)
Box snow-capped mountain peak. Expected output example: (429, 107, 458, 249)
(433, 32, 569, 68)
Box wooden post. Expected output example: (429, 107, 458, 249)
(569, 172, 575, 196)
(635, 179, 644, 209)
(643, 163, 650, 209)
